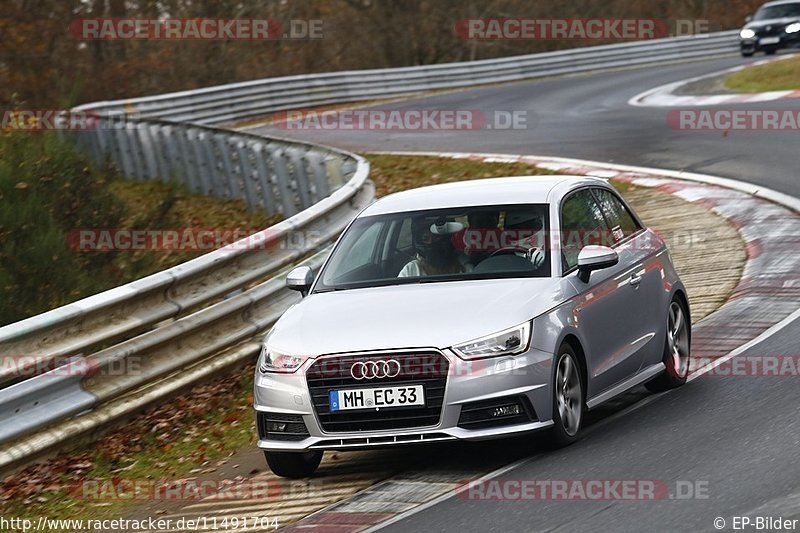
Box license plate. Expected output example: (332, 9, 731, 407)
(329, 385, 425, 412)
(760, 36, 780, 45)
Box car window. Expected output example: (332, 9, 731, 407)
(560, 189, 613, 273)
(754, 3, 800, 20)
(396, 218, 413, 251)
(592, 188, 642, 243)
(324, 221, 384, 280)
(315, 204, 551, 291)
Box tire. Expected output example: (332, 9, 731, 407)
(545, 344, 585, 448)
(741, 50, 754, 57)
(646, 298, 691, 392)
(264, 450, 323, 478)
(764, 47, 777, 55)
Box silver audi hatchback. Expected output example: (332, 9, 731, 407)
(254, 176, 691, 478)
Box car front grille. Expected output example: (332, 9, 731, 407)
(757, 25, 783, 37)
(306, 351, 449, 433)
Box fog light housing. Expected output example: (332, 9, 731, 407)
(256, 413, 310, 441)
(458, 396, 536, 429)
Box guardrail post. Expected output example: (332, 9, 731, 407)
(189, 129, 216, 195)
(253, 143, 278, 216)
(235, 140, 261, 211)
(175, 127, 200, 193)
(136, 122, 160, 179)
(148, 124, 171, 182)
(269, 146, 299, 217)
(159, 124, 178, 181)
(112, 118, 137, 178)
(200, 131, 226, 198)
(126, 121, 147, 179)
(287, 147, 312, 209)
(214, 133, 237, 199)
(306, 151, 331, 202)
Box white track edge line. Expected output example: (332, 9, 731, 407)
(362, 456, 530, 533)
(627, 53, 799, 107)
(687, 306, 800, 382)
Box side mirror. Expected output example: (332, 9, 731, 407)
(745, 15, 753, 23)
(577, 245, 619, 283)
(286, 266, 314, 297)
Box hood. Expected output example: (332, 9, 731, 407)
(745, 17, 799, 30)
(267, 278, 574, 356)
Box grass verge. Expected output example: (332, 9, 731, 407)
(725, 55, 800, 92)
(0, 132, 279, 326)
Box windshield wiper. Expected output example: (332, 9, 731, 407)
(313, 287, 350, 294)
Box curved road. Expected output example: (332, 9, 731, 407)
(253, 54, 798, 198)
(250, 54, 800, 532)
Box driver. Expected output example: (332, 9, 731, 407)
(505, 209, 545, 246)
(502, 209, 547, 270)
(398, 217, 465, 277)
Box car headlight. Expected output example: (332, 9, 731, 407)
(258, 344, 308, 373)
(740, 28, 756, 39)
(452, 322, 531, 360)
(786, 22, 800, 34)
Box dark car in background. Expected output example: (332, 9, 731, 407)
(740, 0, 800, 56)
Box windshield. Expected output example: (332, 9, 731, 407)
(315, 204, 551, 292)
(754, 3, 800, 20)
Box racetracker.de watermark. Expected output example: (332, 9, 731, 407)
(0, 354, 142, 380)
(695, 355, 800, 377)
(274, 109, 529, 131)
(67, 229, 323, 252)
(668, 109, 800, 131)
(1, 110, 98, 131)
(455, 18, 710, 40)
(458, 479, 709, 501)
(69, 18, 323, 40)
(70, 478, 326, 501)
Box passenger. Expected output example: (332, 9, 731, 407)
(398, 217, 465, 277)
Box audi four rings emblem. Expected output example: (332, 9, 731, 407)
(351, 359, 401, 380)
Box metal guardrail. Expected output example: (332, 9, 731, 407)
(0, 117, 373, 462)
(74, 31, 739, 124)
(0, 29, 739, 469)
(74, 117, 359, 216)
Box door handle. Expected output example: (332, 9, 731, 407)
(629, 273, 642, 286)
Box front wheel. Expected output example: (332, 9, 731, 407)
(545, 345, 585, 448)
(741, 50, 755, 57)
(264, 450, 323, 478)
(646, 298, 691, 392)
(764, 47, 778, 55)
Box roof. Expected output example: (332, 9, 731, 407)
(761, 0, 800, 7)
(359, 175, 609, 216)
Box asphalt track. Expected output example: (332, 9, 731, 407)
(249, 53, 800, 532)
(251, 54, 798, 198)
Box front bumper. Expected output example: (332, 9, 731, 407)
(740, 33, 800, 52)
(254, 347, 555, 452)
